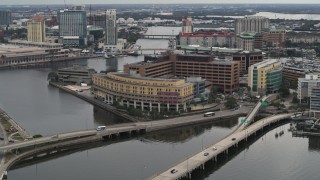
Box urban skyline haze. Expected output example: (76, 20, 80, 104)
(1, 0, 320, 5)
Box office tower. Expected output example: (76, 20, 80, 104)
(58, 6, 87, 46)
(27, 16, 46, 42)
(0, 10, 12, 25)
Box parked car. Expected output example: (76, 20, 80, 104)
(204, 152, 209, 156)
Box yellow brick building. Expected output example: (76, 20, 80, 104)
(92, 72, 194, 112)
(27, 16, 46, 43)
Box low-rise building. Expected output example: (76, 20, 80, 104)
(177, 32, 237, 48)
(248, 59, 282, 96)
(58, 65, 96, 85)
(283, 66, 306, 87)
(237, 32, 262, 51)
(8, 40, 63, 50)
(92, 72, 194, 112)
(262, 28, 286, 48)
(310, 87, 320, 117)
(0, 44, 69, 67)
(124, 54, 240, 93)
(186, 77, 206, 98)
(297, 74, 320, 103)
(232, 51, 264, 75)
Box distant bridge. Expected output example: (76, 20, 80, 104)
(140, 34, 176, 39)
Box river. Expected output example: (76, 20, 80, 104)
(0, 34, 319, 179)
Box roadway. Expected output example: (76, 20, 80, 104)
(0, 106, 250, 152)
(150, 113, 292, 180)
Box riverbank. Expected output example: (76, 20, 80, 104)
(49, 82, 138, 122)
(0, 109, 31, 141)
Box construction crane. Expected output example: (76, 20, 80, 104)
(47, 6, 57, 27)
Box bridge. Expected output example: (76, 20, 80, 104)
(149, 94, 284, 180)
(149, 113, 292, 180)
(0, 106, 250, 179)
(0, 95, 277, 179)
(140, 34, 176, 40)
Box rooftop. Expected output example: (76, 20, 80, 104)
(9, 40, 63, 47)
(0, 44, 47, 56)
(111, 72, 181, 82)
(96, 72, 192, 88)
(180, 32, 237, 38)
(240, 32, 259, 39)
(177, 45, 242, 53)
(251, 59, 280, 68)
(58, 65, 95, 72)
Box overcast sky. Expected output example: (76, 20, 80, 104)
(1, 0, 320, 5)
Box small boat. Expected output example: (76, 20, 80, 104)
(104, 53, 111, 59)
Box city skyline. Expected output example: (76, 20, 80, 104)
(1, 0, 320, 5)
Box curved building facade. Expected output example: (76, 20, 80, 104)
(92, 72, 194, 112)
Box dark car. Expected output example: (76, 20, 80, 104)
(170, 169, 178, 174)
(204, 152, 209, 156)
(232, 138, 236, 141)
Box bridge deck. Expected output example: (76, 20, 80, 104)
(150, 113, 292, 180)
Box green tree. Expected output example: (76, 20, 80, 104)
(279, 85, 290, 98)
(200, 96, 205, 108)
(224, 97, 238, 109)
(47, 72, 59, 82)
(208, 86, 218, 103)
(292, 92, 299, 104)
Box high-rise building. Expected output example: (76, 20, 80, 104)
(182, 17, 193, 34)
(93, 13, 106, 29)
(105, 9, 117, 45)
(235, 16, 269, 35)
(93, 10, 117, 45)
(58, 6, 87, 46)
(0, 10, 12, 25)
(248, 59, 282, 96)
(27, 16, 46, 43)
